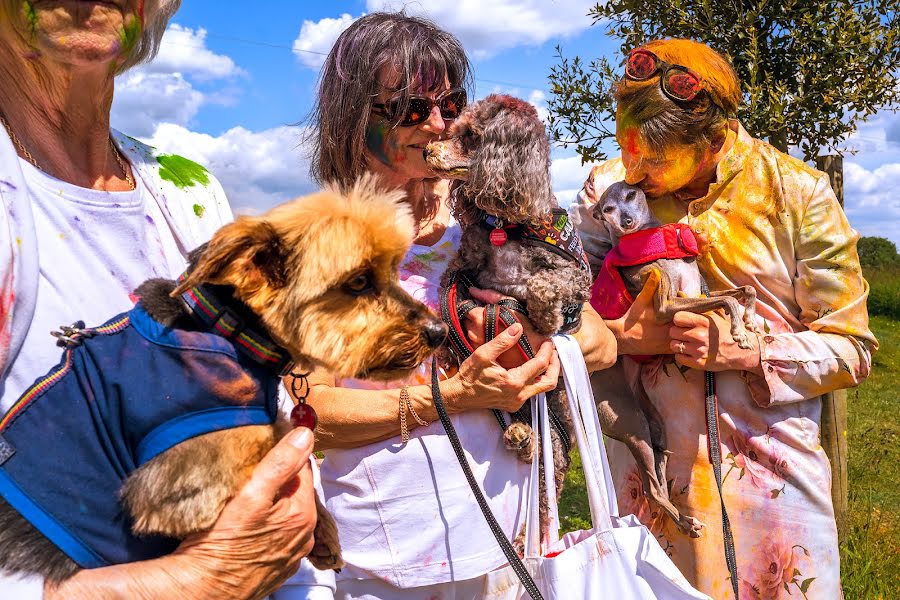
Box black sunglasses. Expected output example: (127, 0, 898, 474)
(372, 87, 467, 127)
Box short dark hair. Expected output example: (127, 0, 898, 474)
(615, 39, 741, 153)
(308, 12, 472, 187)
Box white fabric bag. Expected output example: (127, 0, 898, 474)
(481, 335, 710, 600)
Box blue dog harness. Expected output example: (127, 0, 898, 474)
(0, 284, 291, 568)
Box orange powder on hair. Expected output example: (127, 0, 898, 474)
(640, 39, 742, 114)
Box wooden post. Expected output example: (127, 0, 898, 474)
(815, 154, 849, 544)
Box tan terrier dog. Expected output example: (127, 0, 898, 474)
(0, 176, 447, 582)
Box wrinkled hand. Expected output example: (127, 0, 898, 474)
(607, 270, 673, 356)
(670, 310, 762, 374)
(463, 287, 551, 369)
(175, 427, 318, 600)
(442, 322, 560, 414)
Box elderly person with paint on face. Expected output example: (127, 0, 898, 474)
(297, 11, 617, 599)
(0, 1, 324, 598)
(569, 38, 876, 599)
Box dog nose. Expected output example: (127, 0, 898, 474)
(423, 320, 448, 348)
(622, 217, 634, 228)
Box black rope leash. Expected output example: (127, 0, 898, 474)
(430, 358, 544, 600)
(705, 370, 740, 598)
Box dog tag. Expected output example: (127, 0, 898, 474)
(290, 402, 318, 430)
(490, 228, 507, 246)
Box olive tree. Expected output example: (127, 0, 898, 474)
(548, 0, 900, 162)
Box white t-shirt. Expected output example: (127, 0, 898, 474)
(321, 221, 531, 589)
(1, 160, 185, 410)
(1, 161, 334, 599)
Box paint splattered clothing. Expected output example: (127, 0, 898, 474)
(321, 221, 533, 590)
(0, 129, 334, 598)
(1, 160, 185, 411)
(568, 124, 875, 599)
(0, 129, 232, 404)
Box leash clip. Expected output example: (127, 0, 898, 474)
(51, 320, 93, 348)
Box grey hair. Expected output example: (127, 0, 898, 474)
(117, 0, 181, 73)
(307, 11, 472, 188)
(451, 94, 556, 227)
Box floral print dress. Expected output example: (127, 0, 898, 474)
(569, 124, 876, 599)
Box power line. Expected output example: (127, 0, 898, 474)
(162, 31, 548, 91)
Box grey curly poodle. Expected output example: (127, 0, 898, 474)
(425, 94, 592, 553)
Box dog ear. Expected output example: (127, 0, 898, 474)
(468, 107, 554, 222)
(171, 217, 288, 296)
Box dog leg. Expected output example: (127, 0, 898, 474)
(122, 425, 275, 538)
(709, 286, 758, 332)
(594, 365, 705, 538)
(0, 497, 80, 582)
(658, 294, 753, 349)
(307, 495, 345, 571)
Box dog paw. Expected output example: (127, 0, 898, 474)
(308, 540, 345, 572)
(677, 515, 706, 538)
(732, 329, 753, 350)
(504, 423, 536, 462)
(512, 524, 527, 559)
(308, 499, 345, 572)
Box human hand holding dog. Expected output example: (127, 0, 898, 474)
(670, 310, 764, 375)
(606, 270, 674, 356)
(441, 323, 561, 414)
(463, 286, 551, 369)
(173, 426, 318, 598)
(44, 427, 318, 600)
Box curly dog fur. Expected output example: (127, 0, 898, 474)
(426, 94, 591, 553)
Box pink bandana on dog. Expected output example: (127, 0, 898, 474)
(590, 223, 700, 319)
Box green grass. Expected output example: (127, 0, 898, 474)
(842, 315, 899, 599)
(864, 266, 900, 320)
(560, 315, 900, 599)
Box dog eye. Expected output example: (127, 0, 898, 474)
(602, 206, 615, 214)
(344, 273, 375, 296)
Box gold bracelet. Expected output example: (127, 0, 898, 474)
(399, 386, 429, 443)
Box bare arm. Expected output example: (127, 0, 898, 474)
(45, 428, 318, 600)
(571, 303, 618, 372)
(300, 324, 561, 451)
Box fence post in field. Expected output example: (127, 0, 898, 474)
(815, 154, 849, 545)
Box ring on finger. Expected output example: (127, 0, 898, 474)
(675, 341, 685, 354)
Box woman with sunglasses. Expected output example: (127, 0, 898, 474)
(571, 38, 875, 598)
(298, 11, 616, 599)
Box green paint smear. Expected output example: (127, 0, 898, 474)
(119, 15, 142, 55)
(157, 154, 210, 190)
(22, 1, 38, 38)
(193, 203, 206, 218)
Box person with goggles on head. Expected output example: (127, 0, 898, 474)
(570, 38, 875, 598)
(294, 11, 617, 600)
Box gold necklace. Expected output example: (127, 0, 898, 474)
(0, 113, 136, 191)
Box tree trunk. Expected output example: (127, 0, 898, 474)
(815, 154, 849, 546)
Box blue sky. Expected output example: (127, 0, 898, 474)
(110, 0, 900, 243)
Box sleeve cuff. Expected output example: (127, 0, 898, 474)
(744, 333, 812, 407)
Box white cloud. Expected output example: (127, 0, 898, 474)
(292, 13, 356, 69)
(113, 23, 246, 139)
(843, 160, 900, 244)
(551, 153, 597, 207)
(112, 71, 203, 137)
(367, 0, 595, 58)
(292, 1, 595, 70)
(143, 24, 244, 80)
(146, 124, 316, 214)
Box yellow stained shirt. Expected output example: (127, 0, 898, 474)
(569, 123, 875, 599)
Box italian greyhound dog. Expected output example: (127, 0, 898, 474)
(589, 181, 757, 537)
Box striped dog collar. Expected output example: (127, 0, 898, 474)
(178, 274, 294, 376)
